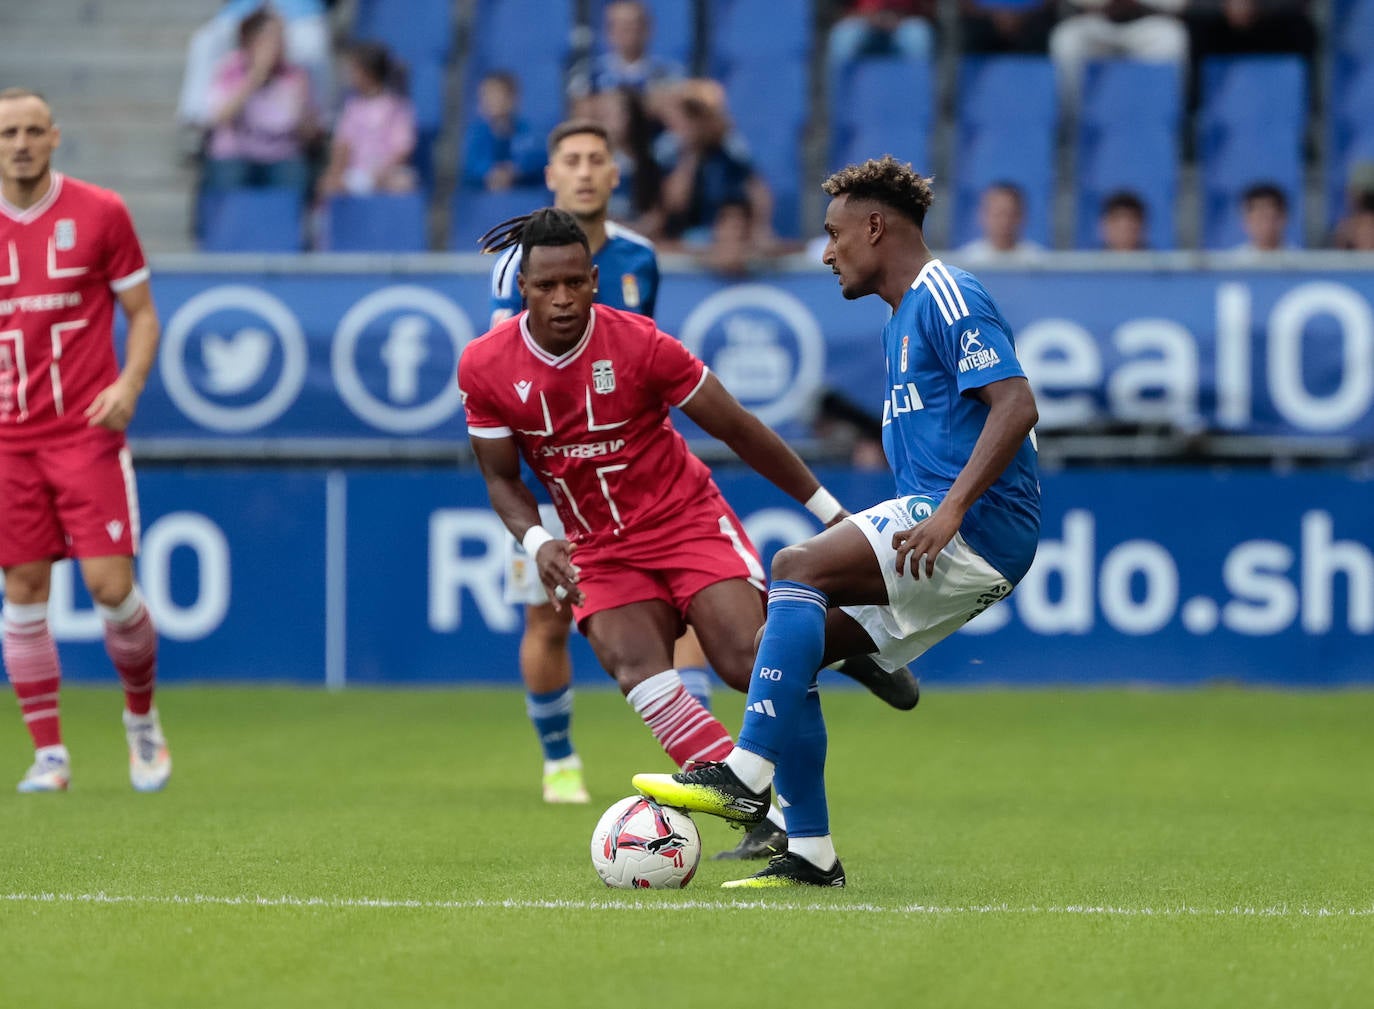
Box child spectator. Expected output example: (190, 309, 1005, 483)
(1099, 190, 1149, 251)
(316, 42, 417, 199)
(568, 0, 684, 103)
(957, 182, 1045, 260)
(202, 7, 319, 193)
(1234, 182, 1291, 254)
(460, 72, 546, 191)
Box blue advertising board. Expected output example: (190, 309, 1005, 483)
(126, 264, 1374, 445)
(7, 466, 1371, 689)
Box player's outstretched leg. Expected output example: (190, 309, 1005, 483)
(633, 760, 770, 825)
(832, 654, 920, 711)
(5, 599, 70, 793)
(124, 708, 171, 793)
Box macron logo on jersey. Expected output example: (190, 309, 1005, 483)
(958, 326, 1001, 374)
(513, 380, 532, 403)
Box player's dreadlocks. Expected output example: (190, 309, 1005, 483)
(822, 155, 935, 228)
(478, 207, 591, 278)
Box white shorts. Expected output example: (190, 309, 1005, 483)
(840, 496, 1013, 672)
(504, 503, 565, 606)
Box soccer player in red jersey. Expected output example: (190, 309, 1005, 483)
(460, 208, 917, 856)
(0, 89, 170, 793)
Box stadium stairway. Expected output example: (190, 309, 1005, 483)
(0, 0, 227, 254)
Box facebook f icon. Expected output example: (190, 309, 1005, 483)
(380, 314, 430, 403)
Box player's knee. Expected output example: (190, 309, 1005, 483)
(85, 577, 134, 609)
(770, 543, 820, 586)
(524, 603, 572, 646)
(712, 647, 754, 693)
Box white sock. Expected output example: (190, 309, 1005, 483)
(544, 753, 581, 776)
(765, 804, 786, 830)
(789, 835, 837, 871)
(36, 744, 68, 762)
(724, 747, 774, 792)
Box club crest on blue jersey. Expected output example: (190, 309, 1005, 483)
(900, 334, 909, 372)
(903, 495, 937, 522)
(592, 359, 616, 394)
(621, 274, 641, 309)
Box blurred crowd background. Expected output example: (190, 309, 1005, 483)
(7, 0, 1372, 260)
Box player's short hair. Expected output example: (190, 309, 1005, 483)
(1242, 182, 1288, 212)
(1101, 190, 1146, 219)
(547, 119, 611, 157)
(478, 207, 592, 276)
(822, 155, 935, 227)
(0, 87, 48, 105)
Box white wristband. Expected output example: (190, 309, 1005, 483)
(522, 525, 554, 557)
(804, 487, 843, 523)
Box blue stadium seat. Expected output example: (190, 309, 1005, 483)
(1197, 57, 1306, 248)
(723, 60, 807, 236)
(953, 56, 1057, 247)
(1075, 60, 1182, 249)
(468, 0, 574, 138)
(589, 0, 694, 67)
(198, 188, 304, 253)
(709, 0, 811, 77)
(1328, 58, 1374, 227)
(449, 187, 547, 252)
(354, 0, 455, 65)
(1332, 0, 1374, 59)
(829, 57, 935, 178)
(321, 194, 429, 253)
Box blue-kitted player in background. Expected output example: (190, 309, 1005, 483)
(633, 155, 1042, 887)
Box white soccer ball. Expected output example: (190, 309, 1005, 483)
(590, 795, 702, 889)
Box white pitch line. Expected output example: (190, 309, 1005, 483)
(2, 892, 1372, 918)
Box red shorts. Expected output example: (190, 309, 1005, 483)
(570, 489, 766, 628)
(0, 429, 140, 567)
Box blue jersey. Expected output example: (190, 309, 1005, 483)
(488, 221, 659, 325)
(881, 259, 1041, 583)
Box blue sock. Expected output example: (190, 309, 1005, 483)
(736, 580, 829, 763)
(526, 687, 574, 762)
(678, 666, 713, 711)
(774, 683, 830, 837)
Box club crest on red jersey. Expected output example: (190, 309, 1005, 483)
(54, 219, 77, 251)
(592, 359, 616, 394)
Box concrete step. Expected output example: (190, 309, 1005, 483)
(0, 24, 198, 50)
(123, 190, 198, 254)
(4, 50, 187, 105)
(0, 0, 219, 30)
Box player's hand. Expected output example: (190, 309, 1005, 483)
(536, 540, 584, 612)
(892, 510, 960, 580)
(84, 378, 140, 431)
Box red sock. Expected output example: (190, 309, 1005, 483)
(101, 594, 158, 716)
(3, 602, 63, 749)
(627, 670, 734, 769)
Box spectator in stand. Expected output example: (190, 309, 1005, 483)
(827, 1, 937, 73)
(590, 86, 663, 226)
(652, 80, 773, 246)
(1185, 0, 1314, 61)
(957, 182, 1045, 261)
(459, 72, 546, 192)
(1330, 164, 1374, 251)
(1099, 190, 1149, 250)
(960, 0, 1058, 54)
(178, 0, 332, 136)
(1049, 1, 1189, 110)
(316, 42, 417, 200)
(568, 0, 684, 105)
(1333, 192, 1374, 252)
(1234, 182, 1291, 254)
(201, 7, 320, 194)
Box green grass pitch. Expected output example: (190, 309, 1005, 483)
(2, 685, 1371, 1008)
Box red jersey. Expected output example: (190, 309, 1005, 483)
(0, 173, 149, 450)
(459, 305, 717, 547)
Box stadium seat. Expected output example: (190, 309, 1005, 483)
(354, 0, 455, 64)
(321, 194, 429, 253)
(1075, 60, 1182, 249)
(709, 0, 811, 77)
(198, 188, 305, 253)
(953, 56, 1057, 247)
(468, 0, 575, 138)
(449, 187, 547, 252)
(829, 57, 935, 178)
(723, 59, 808, 236)
(1328, 58, 1374, 228)
(1197, 57, 1306, 248)
(588, 0, 694, 66)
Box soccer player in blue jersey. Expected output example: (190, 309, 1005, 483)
(633, 155, 1042, 887)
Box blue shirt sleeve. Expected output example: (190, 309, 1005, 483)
(460, 120, 497, 189)
(945, 308, 1026, 396)
(488, 247, 522, 323)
